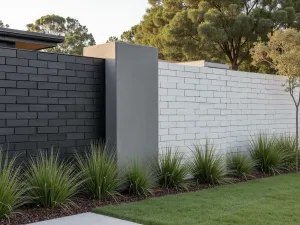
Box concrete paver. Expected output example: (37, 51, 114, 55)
(27, 212, 141, 225)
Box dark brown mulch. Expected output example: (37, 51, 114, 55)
(0, 171, 284, 225)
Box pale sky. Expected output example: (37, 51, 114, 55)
(1, 0, 149, 44)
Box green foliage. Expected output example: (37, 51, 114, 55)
(120, 25, 138, 43)
(27, 14, 95, 55)
(25, 150, 80, 209)
(116, 0, 300, 70)
(251, 28, 300, 171)
(106, 36, 119, 43)
(190, 141, 227, 185)
(0, 20, 9, 28)
(227, 152, 254, 179)
(154, 147, 188, 189)
(75, 143, 121, 200)
(107, 25, 138, 44)
(0, 151, 27, 218)
(275, 134, 297, 171)
(125, 161, 153, 196)
(251, 28, 300, 77)
(248, 133, 288, 174)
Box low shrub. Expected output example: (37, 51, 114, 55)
(275, 134, 297, 171)
(25, 150, 80, 209)
(190, 141, 227, 185)
(249, 133, 288, 174)
(154, 147, 188, 189)
(125, 161, 153, 196)
(75, 142, 121, 200)
(0, 151, 27, 219)
(227, 152, 254, 179)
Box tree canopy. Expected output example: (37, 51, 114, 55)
(107, 36, 119, 43)
(117, 0, 300, 70)
(252, 28, 300, 77)
(27, 15, 96, 55)
(251, 28, 300, 170)
(107, 25, 138, 43)
(0, 20, 9, 28)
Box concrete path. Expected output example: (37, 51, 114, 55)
(27, 212, 142, 225)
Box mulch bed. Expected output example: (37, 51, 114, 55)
(0, 172, 283, 225)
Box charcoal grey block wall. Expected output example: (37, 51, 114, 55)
(0, 47, 105, 157)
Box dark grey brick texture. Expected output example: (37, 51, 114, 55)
(17, 66, 37, 74)
(38, 68, 58, 75)
(0, 48, 105, 158)
(6, 73, 29, 81)
(0, 72, 5, 79)
(17, 50, 37, 59)
(0, 49, 16, 57)
(0, 57, 5, 64)
(29, 60, 47, 68)
(6, 58, 28, 66)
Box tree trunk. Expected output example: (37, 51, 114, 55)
(296, 106, 299, 171)
(231, 62, 239, 70)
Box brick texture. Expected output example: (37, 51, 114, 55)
(0, 48, 105, 157)
(158, 62, 296, 158)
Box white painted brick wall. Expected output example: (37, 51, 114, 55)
(158, 62, 297, 157)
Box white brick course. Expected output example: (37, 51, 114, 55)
(159, 62, 297, 156)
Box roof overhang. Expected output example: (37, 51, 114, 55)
(0, 28, 65, 50)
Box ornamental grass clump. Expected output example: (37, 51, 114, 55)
(25, 150, 80, 209)
(249, 133, 288, 174)
(227, 152, 254, 179)
(125, 161, 154, 196)
(75, 142, 121, 200)
(0, 151, 27, 219)
(275, 134, 297, 171)
(154, 147, 188, 189)
(190, 141, 227, 185)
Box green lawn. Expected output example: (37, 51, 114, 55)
(94, 173, 300, 225)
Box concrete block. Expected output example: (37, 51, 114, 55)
(38, 82, 58, 90)
(66, 63, 85, 71)
(38, 52, 57, 61)
(38, 127, 58, 134)
(29, 74, 48, 82)
(58, 69, 75, 76)
(17, 96, 37, 104)
(7, 120, 28, 127)
(0, 48, 16, 57)
(38, 68, 58, 75)
(17, 66, 37, 74)
(0, 65, 16, 72)
(6, 72, 28, 80)
(38, 97, 58, 104)
(15, 127, 36, 134)
(17, 81, 37, 89)
(29, 90, 47, 97)
(0, 96, 16, 103)
(6, 57, 28, 66)
(17, 50, 37, 59)
(29, 60, 48, 68)
(29, 119, 48, 127)
(17, 112, 37, 119)
(49, 90, 66, 98)
(48, 75, 66, 83)
(58, 54, 76, 63)
(30, 105, 48, 112)
(48, 62, 66, 69)
(6, 104, 28, 112)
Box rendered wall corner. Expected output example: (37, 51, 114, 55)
(84, 42, 159, 170)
